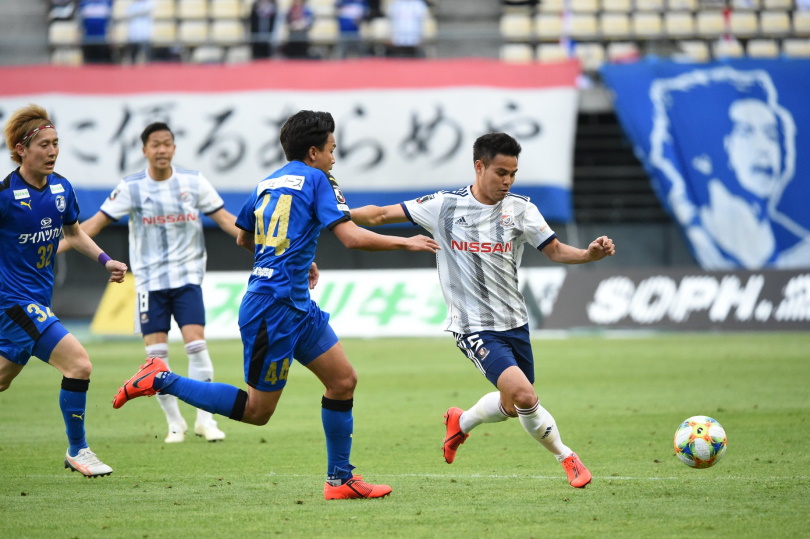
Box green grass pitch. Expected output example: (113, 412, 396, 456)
(1, 332, 808, 538)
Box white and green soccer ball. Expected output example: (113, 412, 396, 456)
(674, 415, 728, 469)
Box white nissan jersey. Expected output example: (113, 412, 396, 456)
(100, 166, 225, 292)
(402, 186, 556, 334)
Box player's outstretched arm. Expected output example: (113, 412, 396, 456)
(61, 222, 128, 282)
(332, 220, 439, 253)
(351, 204, 409, 227)
(209, 208, 240, 239)
(56, 211, 113, 254)
(541, 236, 616, 264)
(236, 228, 255, 253)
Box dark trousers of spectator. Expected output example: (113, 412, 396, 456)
(83, 43, 112, 63)
(388, 45, 422, 58)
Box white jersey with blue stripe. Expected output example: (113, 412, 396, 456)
(100, 166, 224, 292)
(403, 186, 557, 334)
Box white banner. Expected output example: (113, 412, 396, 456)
(0, 60, 580, 220)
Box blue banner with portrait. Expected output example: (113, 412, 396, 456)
(601, 58, 810, 270)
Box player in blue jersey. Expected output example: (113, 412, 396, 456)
(113, 109, 439, 499)
(0, 104, 128, 477)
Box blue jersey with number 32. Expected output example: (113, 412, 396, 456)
(0, 169, 80, 307)
(236, 161, 350, 312)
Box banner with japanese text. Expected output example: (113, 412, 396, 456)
(601, 59, 810, 270)
(0, 59, 580, 222)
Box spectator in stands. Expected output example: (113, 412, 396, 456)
(250, 0, 278, 59)
(336, 0, 370, 58)
(284, 0, 315, 59)
(49, 0, 75, 21)
(125, 0, 153, 64)
(78, 0, 113, 63)
(387, 0, 429, 58)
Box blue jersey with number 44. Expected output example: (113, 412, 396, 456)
(236, 161, 350, 312)
(0, 169, 80, 307)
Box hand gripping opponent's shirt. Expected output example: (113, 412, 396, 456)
(402, 186, 557, 334)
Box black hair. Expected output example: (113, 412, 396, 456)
(140, 122, 174, 146)
(473, 132, 522, 166)
(279, 110, 335, 162)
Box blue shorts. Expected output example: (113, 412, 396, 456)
(453, 324, 535, 387)
(0, 303, 70, 364)
(137, 284, 206, 335)
(238, 292, 338, 392)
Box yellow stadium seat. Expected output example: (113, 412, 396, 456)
(113, 0, 133, 21)
(602, 0, 632, 11)
(747, 38, 780, 57)
(51, 47, 83, 65)
(211, 0, 243, 19)
(536, 43, 570, 62)
(500, 13, 534, 40)
(793, 11, 810, 36)
(570, 13, 599, 38)
(179, 20, 209, 44)
(151, 20, 177, 45)
(677, 40, 710, 62)
(192, 45, 225, 63)
(178, 0, 209, 20)
(760, 10, 791, 35)
(782, 38, 810, 57)
(635, 0, 666, 10)
(500, 43, 534, 63)
(606, 41, 640, 61)
(572, 0, 599, 13)
(713, 38, 744, 58)
(575, 42, 605, 71)
(632, 12, 663, 38)
(601, 13, 632, 38)
(49, 20, 81, 46)
(536, 14, 564, 40)
(664, 12, 694, 37)
(211, 19, 246, 44)
(731, 0, 761, 9)
(154, 0, 177, 20)
(539, 0, 565, 13)
(696, 11, 726, 37)
(729, 11, 759, 37)
(763, 0, 793, 9)
(667, 0, 698, 10)
(310, 18, 339, 45)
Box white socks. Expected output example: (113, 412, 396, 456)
(145, 340, 217, 428)
(146, 343, 186, 428)
(515, 400, 572, 462)
(459, 391, 510, 433)
(184, 340, 216, 427)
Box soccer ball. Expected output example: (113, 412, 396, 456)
(673, 415, 728, 469)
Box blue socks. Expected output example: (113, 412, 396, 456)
(60, 378, 89, 457)
(322, 397, 355, 483)
(155, 372, 243, 418)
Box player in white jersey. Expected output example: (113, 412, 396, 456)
(58, 122, 240, 443)
(351, 132, 616, 488)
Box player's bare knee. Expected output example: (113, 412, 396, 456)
(512, 390, 539, 410)
(0, 379, 12, 392)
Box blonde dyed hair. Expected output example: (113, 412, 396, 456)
(4, 103, 54, 164)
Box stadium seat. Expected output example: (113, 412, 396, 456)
(569, 13, 598, 39)
(500, 43, 534, 62)
(500, 13, 534, 41)
(575, 42, 606, 71)
(178, 20, 209, 45)
(113, 0, 133, 21)
(536, 14, 564, 40)
(606, 41, 640, 61)
(51, 47, 83, 66)
(746, 38, 780, 57)
(211, 19, 246, 45)
(310, 18, 339, 45)
(729, 11, 759, 37)
(191, 45, 224, 63)
(536, 43, 570, 62)
(763, 0, 794, 9)
(731, 0, 761, 9)
(760, 11, 791, 35)
(539, 0, 565, 13)
(677, 39, 710, 61)
(309, 0, 336, 18)
(635, 0, 666, 11)
(632, 12, 663, 38)
(154, 0, 177, 20)
(782, 38, 810, 57)
(211, 0, 243, 19)
(601, 0, 632, 11)
(664, 12, 695, 37)
(572, 0, 600, 13)
(178, 0, 209, 20)
(151, 20, 178, 45)
(366, 17, 391, 42)
(713, 38, 745, 58)
(793, 11, 810, 36)
(696, 11, 727, 37)
(423, 16, 438, 42)
(667, 0, 699, 10)
(225, 45, 252, 63)
(48, 20, 80, 46)
(601, 13, 632, 38)
(110, 21, 128, 46)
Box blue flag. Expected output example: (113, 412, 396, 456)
(601, 58, 810, 269)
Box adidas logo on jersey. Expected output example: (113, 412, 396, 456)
(454, 216, 471, 227)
